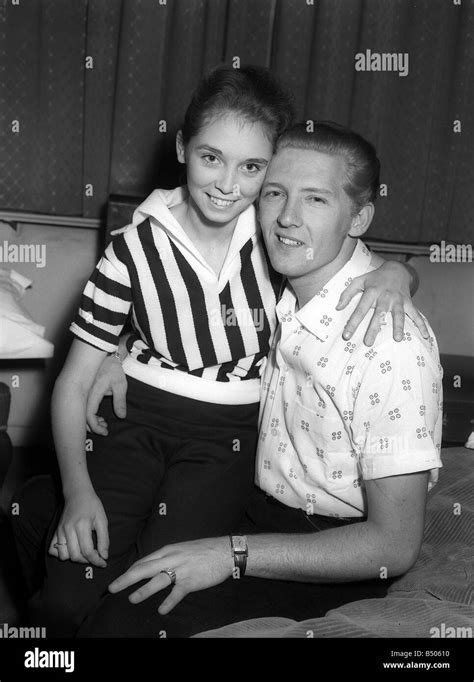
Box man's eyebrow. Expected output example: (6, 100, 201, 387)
(262, 181, 285, 189)
(301, 187, 334, 195)
(263, 181, 334, 195)
(195, 145, 269, 164)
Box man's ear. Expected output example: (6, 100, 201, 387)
(349, 203, 374, 238)
(176, 130, 186, 164)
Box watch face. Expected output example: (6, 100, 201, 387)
(232, 536, 247, 553)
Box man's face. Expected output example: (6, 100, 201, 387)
(258, 147, 356, 281)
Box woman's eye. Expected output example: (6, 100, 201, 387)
(263, 190, 282, 199)
(202, 154, 219, 164)
(243, 163, 261, 174)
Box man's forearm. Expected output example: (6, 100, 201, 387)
(245, 521, 414, 583)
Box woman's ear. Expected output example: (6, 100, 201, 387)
(349, 203, 375, 238)
(176, 130, 186, 164)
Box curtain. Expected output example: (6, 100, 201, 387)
(0, 0, 472, 244)
(0, 0, 121, 217)
(0, 0, 88, 215)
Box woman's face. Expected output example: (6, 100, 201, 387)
(177, 113, 274, 226)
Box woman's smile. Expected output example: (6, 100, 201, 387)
(206, 193, 239, 209)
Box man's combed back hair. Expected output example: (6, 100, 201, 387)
(181, 64, 295, 146)
(276, 121, 381, 213)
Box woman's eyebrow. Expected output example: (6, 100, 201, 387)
(195, 145, 269, 164)
(195, 145, 222, 155)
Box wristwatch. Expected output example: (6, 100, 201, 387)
(229, 535, 248, 577)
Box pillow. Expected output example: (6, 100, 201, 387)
(0, 269, 54, 359)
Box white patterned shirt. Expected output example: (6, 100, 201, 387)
(256, 239, 443, 517)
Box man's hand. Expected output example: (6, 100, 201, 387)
(86, 354, 128, 435)
(108, 537, 233, 614)
(49, 488, 109, 567)
(336, 260, 429, 346)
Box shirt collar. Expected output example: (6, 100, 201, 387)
(130, 186, 258, 275)
(276, 239, 373, 341)
(133, 186, 257, 242)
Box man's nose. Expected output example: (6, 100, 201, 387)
(278, 200, 302, 228)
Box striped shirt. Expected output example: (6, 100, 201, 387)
(70, 187, 282, 404)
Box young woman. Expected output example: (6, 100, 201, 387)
(14, 65, 423, 637)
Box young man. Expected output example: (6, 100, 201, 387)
(75, 122, 442, 638)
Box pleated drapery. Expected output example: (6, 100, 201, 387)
(0, 0, 472, 244)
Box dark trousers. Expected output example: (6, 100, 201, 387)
(11, 378, 258, 637)
(77, 487, 391, 638)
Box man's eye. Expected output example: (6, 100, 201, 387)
(309, 196, 325, 204)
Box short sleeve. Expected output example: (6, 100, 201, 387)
(69, 235, 132, 353)
(350, 332, 443, 486)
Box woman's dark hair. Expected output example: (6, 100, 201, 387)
(276, 121, 381, 213)
(181, 64, 294, 147)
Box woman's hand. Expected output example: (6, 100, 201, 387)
(49, 488, 109, 568)
(336, 260, 429, 346)
(86, 354, 128, 435)
(108, 537, 233, 614)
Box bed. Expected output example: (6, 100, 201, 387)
(196, 446, 474, 638)
(0, 268, 54, 360)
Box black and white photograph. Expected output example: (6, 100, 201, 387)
(0, 0, 472, 676)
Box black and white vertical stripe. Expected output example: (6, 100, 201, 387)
(71, 218, 281, 383)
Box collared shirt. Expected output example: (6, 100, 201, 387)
(70, 187, 281, 404)
(256, 239, 443, 517)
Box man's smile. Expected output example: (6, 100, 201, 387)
(276, 233, 304, 247)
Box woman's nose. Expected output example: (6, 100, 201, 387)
(215, 168, 237, 195)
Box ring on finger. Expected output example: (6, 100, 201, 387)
(160, 568, 177, 585)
